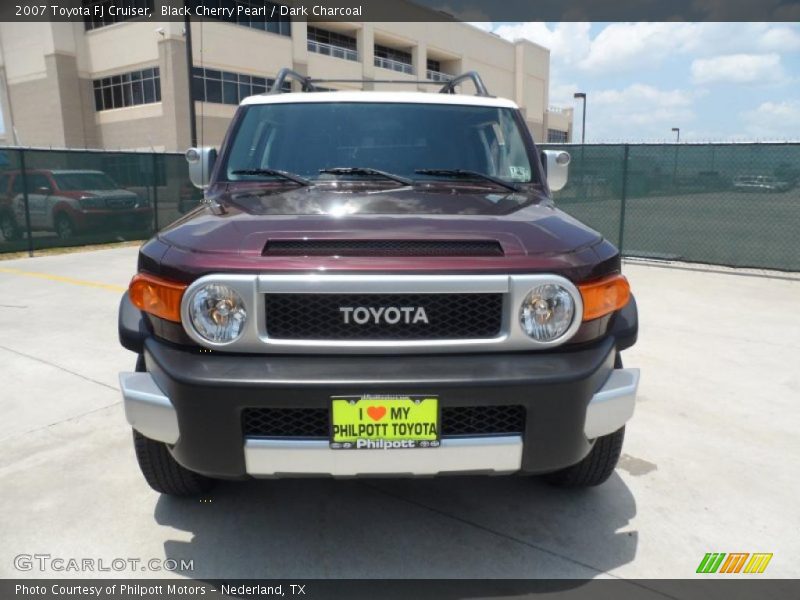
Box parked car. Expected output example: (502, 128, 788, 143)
(732, 175, 792, 193)
(0, 169, 152, 239)
(118, 69, 639, 496)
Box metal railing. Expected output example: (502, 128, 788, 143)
(307, 39, 359, 62)
(426, 69, 453, 82)
(374, 56, 414, 75)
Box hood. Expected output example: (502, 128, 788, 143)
(158, 184, 602, 259)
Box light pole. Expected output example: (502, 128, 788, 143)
(184, 10, 198, 148)
(671, 127, 680, 143)
(574, 92, 587, 188)
(574, 92, 587, 144)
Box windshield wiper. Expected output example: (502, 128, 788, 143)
(231, 168, 312, 186)
(414, 169, 520, 192)
(320, 167, 413, 186)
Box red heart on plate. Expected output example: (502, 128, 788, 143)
(367, 406, 387, 421)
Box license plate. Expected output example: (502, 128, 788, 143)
(330, 395, 439, 450)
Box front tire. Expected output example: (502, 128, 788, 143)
(54, 213, 75, 239)
(544, 426, 625, 488)
(132, 430, 215, 496)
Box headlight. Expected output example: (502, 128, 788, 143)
(188, 284, 247, 343)
(519, 284, 576, 342)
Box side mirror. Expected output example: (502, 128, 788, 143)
(541, 150, 571, 192)
(186, 147, 217, 189)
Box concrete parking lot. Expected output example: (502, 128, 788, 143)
(1, 246, 798, 581)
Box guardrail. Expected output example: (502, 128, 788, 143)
(374, 56, 414, 75)
(307, 40, 359, 62)
(426, 69, 453, 82)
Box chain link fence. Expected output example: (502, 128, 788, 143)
(541, 142, 800, 271)
(1, 144, 798, 271)
(0, 147, 198, 255)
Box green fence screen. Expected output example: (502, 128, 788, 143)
(1, 144, 799, 271)
(0, 147, 197, 255)
(541, 143, 800, 271)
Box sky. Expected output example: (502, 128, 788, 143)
(476, 22, 800, 142)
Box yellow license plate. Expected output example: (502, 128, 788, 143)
(330, 395, 439, 450)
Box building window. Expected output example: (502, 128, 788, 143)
(307, 26, 358, 61)
(426, 59, 441, 72)
(374, 44, 414, 74)
(192, 67, 290, 105)
(93, 68, 160, 111)
(547, 129, 569, 143)
(201, 0, 290, 36)
(83, 0, 153, 30)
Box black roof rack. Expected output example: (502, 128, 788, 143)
(269, 68, 492, 97)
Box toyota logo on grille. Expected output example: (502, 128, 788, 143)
(339, 306, 429, 325)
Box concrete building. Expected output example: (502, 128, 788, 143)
(0, 5, 572, 152)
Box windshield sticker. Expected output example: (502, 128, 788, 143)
(509, 166, 530, 181)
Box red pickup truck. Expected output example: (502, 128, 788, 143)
(118, 70, 639, 496)
(0, 169, 151, 240)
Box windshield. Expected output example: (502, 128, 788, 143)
(53, 172, 119, 191)
(223, 102, 537, 185)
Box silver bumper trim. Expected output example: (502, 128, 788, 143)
(119, 372, 179, 444)
(584, 368, 640, 439)
(244, 436, 523, 477)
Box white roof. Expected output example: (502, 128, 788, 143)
(240, 90, 518, 109)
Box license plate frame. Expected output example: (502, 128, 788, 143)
(330, 394, 440, 450)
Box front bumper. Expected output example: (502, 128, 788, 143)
(119, 336, 638, 479)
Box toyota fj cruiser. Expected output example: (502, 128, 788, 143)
(118, 70, 639, 496)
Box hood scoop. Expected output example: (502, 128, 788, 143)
(262, 239, 504, 257)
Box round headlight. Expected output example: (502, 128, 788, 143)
(188, 284, 247, 343)
(519, 284, 575, 342)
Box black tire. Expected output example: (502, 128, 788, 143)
(0, 213, 21, 241)
(132, 430, 215, 496)
(544, 427, 625, 488)
(54, 213, 75, 239)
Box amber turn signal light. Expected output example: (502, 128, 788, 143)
(578, 274, 631, 321)
(129, 273, 187, 323)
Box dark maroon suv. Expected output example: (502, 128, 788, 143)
(118, 70, 639, 496)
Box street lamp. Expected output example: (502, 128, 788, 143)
(574, 92, 587, 144)
(671, 127, 680, 143)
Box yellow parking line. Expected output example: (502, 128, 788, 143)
(0, 267, 127, 293)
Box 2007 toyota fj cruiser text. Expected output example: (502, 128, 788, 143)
(118, 70, 639, 496)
